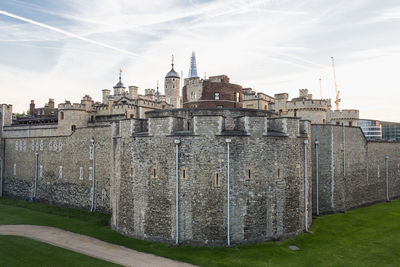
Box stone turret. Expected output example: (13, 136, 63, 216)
(164, 55, 181, 108)
(57, 97, 91, 135)
(0, 104, 13, 127)
(113, 70, 126, 96)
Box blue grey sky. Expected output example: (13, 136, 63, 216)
(1, 0, 399, 121)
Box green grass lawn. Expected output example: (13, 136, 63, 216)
(0, 197, 399, 267)
(0, 235, 120, 267)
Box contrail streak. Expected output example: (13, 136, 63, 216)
(0, 10, 141, 57)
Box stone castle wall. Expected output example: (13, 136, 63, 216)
(311, 124, 400, 214)
(111, 110, 312, 245)
(3, 106, 399, 246)
(2, 125, 112, 212)
(288, 109, 327, 124)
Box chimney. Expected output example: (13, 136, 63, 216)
(129, 86, 138, 99)
(102, 89, 111, 104)
(48, 98, 55, 109)
(29, 100, 35, 115)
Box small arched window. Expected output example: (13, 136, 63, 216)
(71, 125, 76, 131)
(60, 111, 64, 120)
(214, 172, 221, 187)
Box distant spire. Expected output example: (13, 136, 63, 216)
(165, 55, 180, 78)
(189, 51, 198, 78)
(156, 80, 160, 99)
(119, 68, 122, 82)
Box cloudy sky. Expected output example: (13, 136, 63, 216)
(1, 0, 399, 121)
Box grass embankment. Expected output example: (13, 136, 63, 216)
(0, 198, 400, 266)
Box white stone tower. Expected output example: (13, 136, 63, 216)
(165, 55, 181, 108)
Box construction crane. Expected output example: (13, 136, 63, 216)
(319, 78, 322, 99)
(331, 56, 341, 110)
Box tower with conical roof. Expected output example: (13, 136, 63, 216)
(188, 51, 198, 78)
(165, 55, 181, 108)
(113, 69, 126, 96)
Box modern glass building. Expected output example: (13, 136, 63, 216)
(381, 121, 400, 141)
(358, 119, 382, 140)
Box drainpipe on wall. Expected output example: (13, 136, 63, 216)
(0, 142, 4, 197)
(0, 156, 2, 198)
(315, 140, 320, 216)
(342, 124, 345, 177)
(174, 139, 180, 245)
(90, 139, 96, 212)
(32, 152, 39, 202)
(303, 139, 309, 232)
(385, 155, 389, 201)
(226, 138, 231, 246)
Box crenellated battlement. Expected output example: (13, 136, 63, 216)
(286, 99, 331, 110)
(58, 102, 87, 110)
(329, 109, 359, 119)
(129, 108, 310, 139)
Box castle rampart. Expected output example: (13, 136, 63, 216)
(111, 109, 312, 245)
(2, 101, 399, 246)
(2, 125, 112, 212)
(311, 124, 400, 214)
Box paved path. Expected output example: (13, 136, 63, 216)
(0, 225, 196, 267)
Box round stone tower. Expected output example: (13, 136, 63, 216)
(164, 56, 181, 108)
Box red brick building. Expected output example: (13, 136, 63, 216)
(182, 75, 243, 108)
(29, 98, 58, 117)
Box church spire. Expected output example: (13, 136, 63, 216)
(189, 51, 198, 78)
(155, 80, 160, 100)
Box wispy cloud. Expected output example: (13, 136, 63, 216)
(0, 10, 141, 57)
(0, 0, 400, 122)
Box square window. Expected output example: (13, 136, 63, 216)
(214, 93, 220, 100)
